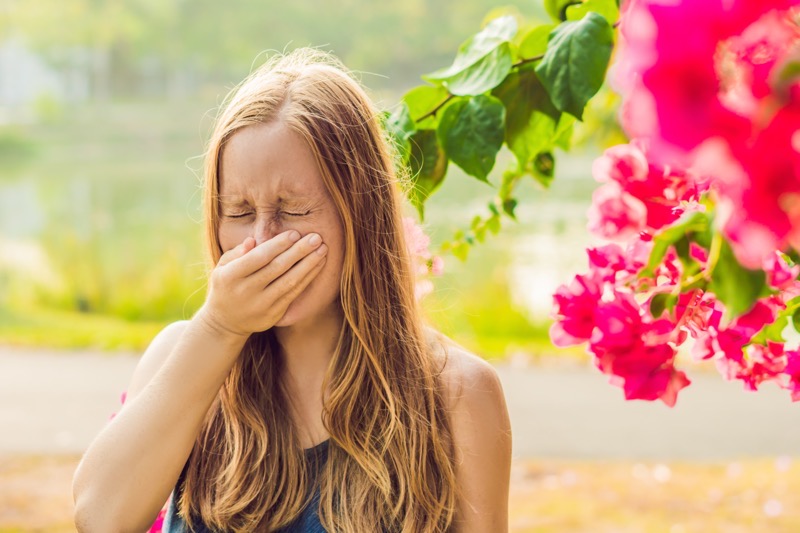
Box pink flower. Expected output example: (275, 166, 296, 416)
(587, 181, 648, 240)
(590, 292, 647, 352)
(592, 143, 650, 184)
(603, 344, 690, 406)
(402, 216, 444, 300)
(586, 243, 630, 283)
(764, 251, 800, 289)
(784, 348, 800, 400)
(716, 340, 788, 392)
(591, 143, 707, 233)
(614, 0, 800, 268)
(549, 274, 602, 346)
(429, 255, 444, 276)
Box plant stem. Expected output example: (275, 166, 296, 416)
(512, 53, 545, 68)
(415, 94, 455, 122)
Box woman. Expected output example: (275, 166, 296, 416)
(72, 48, 512, 532)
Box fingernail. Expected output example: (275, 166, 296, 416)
(316, 243, 328, 255)
(288, 230, 301, 242)
(308, 233, 321, 246)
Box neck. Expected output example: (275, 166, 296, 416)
(273, 304, 344, 396)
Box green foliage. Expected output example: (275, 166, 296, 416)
(423, 16, 518, 96)
(708, 237, 769, 322)
(408, 129, 448, 218)
(544, 0, 583, 22)
(403, 85, 451, 128)
(534, 12, 614, 120)
(566, 0, 620, 24)
(649, 292, 678, 320)
(492, 68, 560, 171)
(386, 2, 621, 261)
(518, 24, 556, 57)
(436, 95, 506, 182)
(638, 211, 712, 282)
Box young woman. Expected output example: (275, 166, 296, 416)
(72, 49, 512, 533)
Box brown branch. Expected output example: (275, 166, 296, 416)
(415, 94, 456, 122)
(512, 53, 545, 68)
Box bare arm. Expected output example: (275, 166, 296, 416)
(72, 230, 328, 532)
(72, 315, 248, 532)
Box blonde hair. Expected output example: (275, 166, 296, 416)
(176, 48, 458, 532)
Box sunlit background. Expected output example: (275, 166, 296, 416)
(2, 1, 800, 532)
(0, 0, 603, 355)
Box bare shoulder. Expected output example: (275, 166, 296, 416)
(124, 320, 190, 405)
(424, 326, 506, 412)
(424, 326, 512, 532)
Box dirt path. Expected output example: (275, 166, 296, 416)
(3, 346, 800, 531)
(2, 346, 800, 460)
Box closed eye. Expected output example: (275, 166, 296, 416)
(283, 211, 310, 217)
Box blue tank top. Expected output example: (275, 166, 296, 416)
(162, 439, 330, 533)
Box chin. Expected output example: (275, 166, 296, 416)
(272, 290, 341, 330)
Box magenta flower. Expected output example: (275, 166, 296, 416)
(587, 181, 648, 240)
(590, 142, 707, 237)
(784, 349, 800, 400)
(549, 274, 602, 346)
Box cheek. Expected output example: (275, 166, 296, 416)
(218, 222, 250, 252)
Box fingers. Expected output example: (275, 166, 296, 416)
(268, 246, 329, 307)
(217, 237, 256, 267)
(227, 230, 302, 277)
(249, 233, 326, 287)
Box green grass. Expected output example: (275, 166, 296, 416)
(0, 306, 167, 351)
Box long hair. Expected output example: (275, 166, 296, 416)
(176, 48, 458, 532)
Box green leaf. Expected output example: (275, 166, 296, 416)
(772, 60, 800, 95)
(532, 151, 555, 187)
(708, 238, 767, 321)
(650, 292, 677, 320)
(436, 95, 506, 182)
(545, 0, 584, 22)
(385, 102, 415, 163)
(566, 0, 620, 24)
(518, 24, 556, 58)
(535, 12, 614, 120)
(427, 44, 514, 96)
(403, 85, 450, 129)
(502, 198, 518, 219)
(492, 69, 560, 169)
(408, 129, 448, 219)
(638, 211, 710, 280)
(423, 16, 517, 96)
(487, 214, 502, 234)
(750, 314, 789, 346)
(785, 247, 800, 266)
(553, 113, 576, 150)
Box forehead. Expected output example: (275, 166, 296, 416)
(218, 121, 326, 201)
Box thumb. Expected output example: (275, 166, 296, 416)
(217, 237, 256, 267)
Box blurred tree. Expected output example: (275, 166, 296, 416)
(5, 0, 549, 97)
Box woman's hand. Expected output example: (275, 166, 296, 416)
(197, 230, 328, 337)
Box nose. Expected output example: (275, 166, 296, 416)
(252, 215, 280, 246)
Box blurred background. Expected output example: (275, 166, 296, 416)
(0, 0, 599, 357)
(2, 1, 800, 532)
